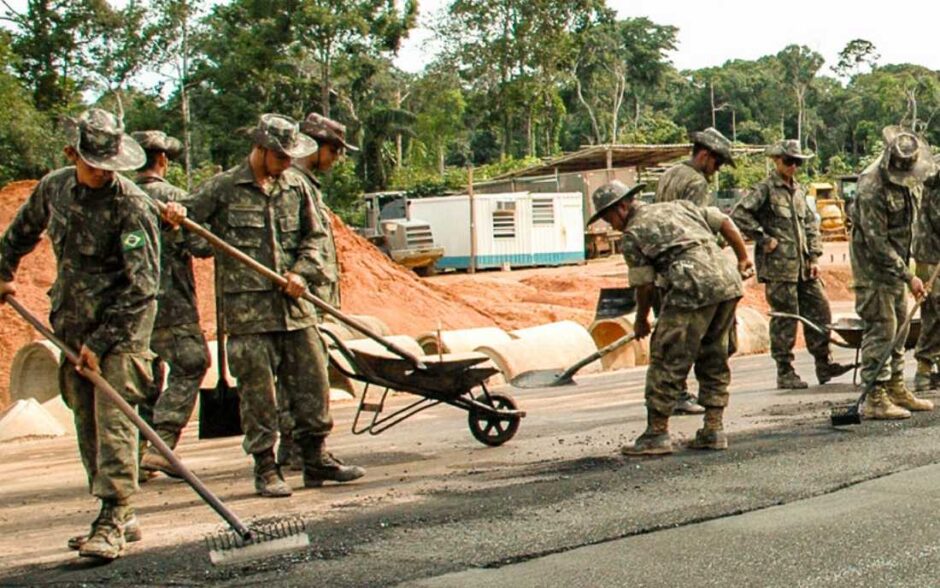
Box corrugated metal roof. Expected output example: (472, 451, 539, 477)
(491, 143, 766, 180)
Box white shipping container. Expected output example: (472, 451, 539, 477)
(409, 192, 584, 270)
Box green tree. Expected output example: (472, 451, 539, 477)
(776, 45, 823, 145)
(285, 0, 417, 117)
(0, 34, 58, 182)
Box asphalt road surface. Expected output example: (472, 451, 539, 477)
(4, 347, 940, 587)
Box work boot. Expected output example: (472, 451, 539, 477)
(777, 365, 808, 389)
(887, 376, 934, 412)
(816, 361, 855, 385)
(68, 507, 141, 551)
(673, 390, 705, 415)
(276, 434, 304, 471)
(914, 361, 935, 393)
(301, 437, 366, 487)
(253, 450, 292, 497)
(861, 383, 912, 420)
(78, 501, 133, 560)
(689, 408, 728, 450)
(140, 448, 182, 479)
(621, 413, 674, 456)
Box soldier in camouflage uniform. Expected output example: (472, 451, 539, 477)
(0, 109, 160, 560)
(851, 126, 935, 420)
(276, 113, 355, 468)
(588, 181, 754, 456)
(651, 127, 735, 414)
(912, 172, 940, 392)
(732, 140, 853, 389)
(184, 114, 364, 497)
(131, 131, 212, 478)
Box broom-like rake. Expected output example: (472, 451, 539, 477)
(3, 295, 310, 566)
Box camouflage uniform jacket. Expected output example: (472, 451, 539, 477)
(850, 157, 918, 288)
(731, 170, 821, 283)
(914, 175, 940, 265)
(654, 160, 711, 206)
(186, 160, 329, 335)
(136, 175, 212, 329)
(622, 200, 743, 310)
(0, 167, 160, 356)
(292, 164, 341, 306)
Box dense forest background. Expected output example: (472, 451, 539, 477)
(2, 1, 936, 223)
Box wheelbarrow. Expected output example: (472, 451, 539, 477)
(322, 329, 526, 446)
(769, 311, 922, 385)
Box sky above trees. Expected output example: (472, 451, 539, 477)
(396, 0, 940, 75)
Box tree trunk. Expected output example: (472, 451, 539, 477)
(321, 50, 331, 117)
(438, 144, 445, 177)
(181, 1, 193, 191)
(574, 76, 600, 144)
(527, 112, 534, 157)
(395, 87, 403, 170)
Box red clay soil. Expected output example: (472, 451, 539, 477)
(0, 177, 858, 409)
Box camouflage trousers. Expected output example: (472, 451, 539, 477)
(59, 352, 154, 501)
(765, 279, 833, 369)
(914, 262, 940, 367)
(147, 323, 210, 445)
(855, 283, 908, 383)
(228, 327, 333, 455)
(645, 298, 739, 417)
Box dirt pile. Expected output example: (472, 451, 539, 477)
(0, 181, 49, 409)
(331, 213, 498, 333)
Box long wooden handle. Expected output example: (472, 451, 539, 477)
(3, 295, 253, 540)
(156, 200, 426, 369)
(559, 332, 639, 380)
(857, 262, 940, 404)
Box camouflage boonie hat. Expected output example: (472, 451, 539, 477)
(588, 181, 647, 225)
(131, 130, 183, 161)
(766, 139, 814, 161)
(250, 113, 318, 158)
(690, 127, 736, 168)
(301, 113, 359, 152)
(882, 125, 936, 187)
(63, 108, 145, 172)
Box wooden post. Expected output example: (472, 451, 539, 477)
(468, 166, 477, 274)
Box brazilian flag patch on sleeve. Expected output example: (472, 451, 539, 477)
(121, 230, 146, 252)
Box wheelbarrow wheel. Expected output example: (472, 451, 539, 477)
(468, 392, 520, 446)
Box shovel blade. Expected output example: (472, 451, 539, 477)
(199, 382, 243, 439)
(830, 405, 862, 427)
(510, 369, 573, 389)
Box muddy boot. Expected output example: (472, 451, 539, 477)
(914, 361, 935, 393)
(68, 506, 141, 551)
(816, 361, 855, 385)
(861, 383, 912, 420)
(253, 449, 292, 498)
(78, 500, 133, 560)
(621, 413, 673, 456)
(777, 365, 808, 389)
(887, 376, 934, 412)
(301, 437, 366, 488)
(140, 430, 182, 479)
(673, 390, 705, 415)
(689, 408, 728, 450)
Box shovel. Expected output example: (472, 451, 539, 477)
(3, 295, 309, 566)
(831, 261, 940, 426)
(198, 263, 242, 439)
(510, 331, 641, 389)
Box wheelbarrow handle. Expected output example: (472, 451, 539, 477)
(767, 311, 829, 335)
(150, 199, 426, 371)
(2, 295, 253, 540)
